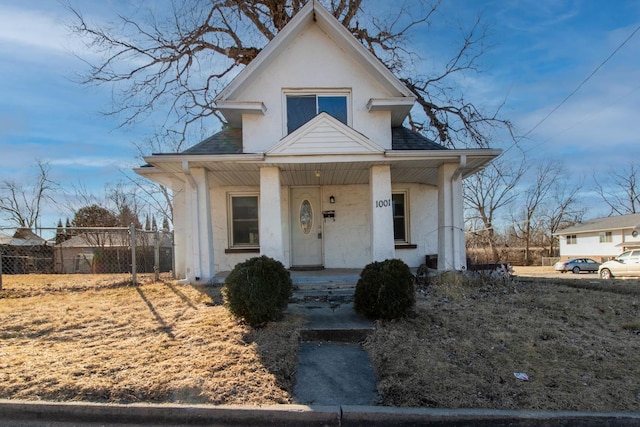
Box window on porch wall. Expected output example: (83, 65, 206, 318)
(229, 195, 259, 247)
(392, 192, 408, 243)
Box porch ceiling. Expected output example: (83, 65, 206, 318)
(140, 152, 498, 187)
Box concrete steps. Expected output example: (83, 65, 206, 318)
(288, 279, 379, 405)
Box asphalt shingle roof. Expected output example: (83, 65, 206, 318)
(177, 126, 447, 155)
(557, 213, 640, 234)
(391, 127, 448, 150)
(180, 128, 243, 155)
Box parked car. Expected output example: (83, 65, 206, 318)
(598, 250, 640, 279)
(554, 258, 601, 274)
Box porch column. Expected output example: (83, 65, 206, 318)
(172, 178, 186, 279)
(370, 164, 395, 261)
(259, 167, 285, 265)
(437, 162, 466, 270)
(183, 163, 215, 284)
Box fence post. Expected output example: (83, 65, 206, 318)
(154, 230, 160, 282)
(130, 223, 137, 285)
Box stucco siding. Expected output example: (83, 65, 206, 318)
(321, 184, 372, 268)
(395, 184, 439, 267)
(237, 24, 394, 152)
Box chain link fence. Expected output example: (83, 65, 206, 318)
(0, 226, 173, 285)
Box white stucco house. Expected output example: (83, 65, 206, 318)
(135, 2, 501, 284)
(555, 213, 640, 262)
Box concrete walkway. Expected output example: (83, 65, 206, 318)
(286, 271, 379, 406)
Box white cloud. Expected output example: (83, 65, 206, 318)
(0, 4, 70, 55)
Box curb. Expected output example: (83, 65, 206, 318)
(2, 400, 640, 426)
(0, 400, 339, 426)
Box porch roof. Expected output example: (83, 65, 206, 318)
(136, 124, 500, 187)
(136, 149, 500, 187)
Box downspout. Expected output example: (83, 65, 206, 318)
(181, 160, 201, 282)
(451, 155, 467, 269)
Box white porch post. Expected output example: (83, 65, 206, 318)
(370, 164, 395, 262)
(182, 163, 215, 283)
(172, 179, 187, 279)
(437, 161, 466, 270)
(259, 167, 285, 265)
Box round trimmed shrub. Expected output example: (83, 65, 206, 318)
(222, 256, 293, 326)
(354, 259, 415, 320)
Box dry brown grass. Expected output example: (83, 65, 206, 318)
(365, 273, 640, 411)
(3, 272, 640, 411)
(0, 274, 303, 405)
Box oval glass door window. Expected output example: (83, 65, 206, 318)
(300, 200, 313, 234)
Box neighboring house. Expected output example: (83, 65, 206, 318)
(135, 2, 501, 284)
(0, 229, 52, 274)
(55, 231, 173, 274)
(555, 213, 640, 262)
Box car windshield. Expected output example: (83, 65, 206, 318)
(616, 251, 631, 261)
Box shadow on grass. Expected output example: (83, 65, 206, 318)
(164, 282, 199, 309)
(135, 286, 175, 339)
(190, 283, 225, 306)
(241, 312, 303, 397)
(189, 281, 302, 399)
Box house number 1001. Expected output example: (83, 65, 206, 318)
(375, 199, 391, 208)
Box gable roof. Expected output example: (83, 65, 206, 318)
(556, 213, 640, 235)
(0, 229, 48, 246)
(268, 112, 384, 156)
(214, 1, 414, 104)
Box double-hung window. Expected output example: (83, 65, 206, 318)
(566, 234, 577, 245)
(229, 194, 259, 247)
(392, 191, 409, 243)
(599, 231, 612, 243)
(286, 93, 348, 134)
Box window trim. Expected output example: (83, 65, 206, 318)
(599, 231, 612, 243)
(283, 88, 351, 135)
(227, 193, 260, 249)
(566, 234, 577, 245)
(392, 190, 410, 244)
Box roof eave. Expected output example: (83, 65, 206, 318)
(367, 98, 415, 126)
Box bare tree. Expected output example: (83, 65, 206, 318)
(68, 0, 513, 150)
(540, 179, 585, 257)
(511, 162, 561, 265)
(0, 160, 57, 228)
(464, 154, 526, 262)
(593, 163, 640, 216)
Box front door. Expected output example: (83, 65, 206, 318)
(290, 187, 323, 268)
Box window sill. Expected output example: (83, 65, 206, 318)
(225, 247, 260, 254)
(395, 243, 417, 250)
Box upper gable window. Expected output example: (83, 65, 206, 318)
(286, 93, 348, 134)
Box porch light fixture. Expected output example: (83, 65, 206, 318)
(329, 195, 335, 204)
(315, 170, 320, 178)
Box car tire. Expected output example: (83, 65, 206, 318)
(600, 269, 612, 280)
(572, 266, 580, 274)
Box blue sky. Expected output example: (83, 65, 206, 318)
(1, 0, 639, 228)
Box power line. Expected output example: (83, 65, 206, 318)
(503, 22, 640, 155)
